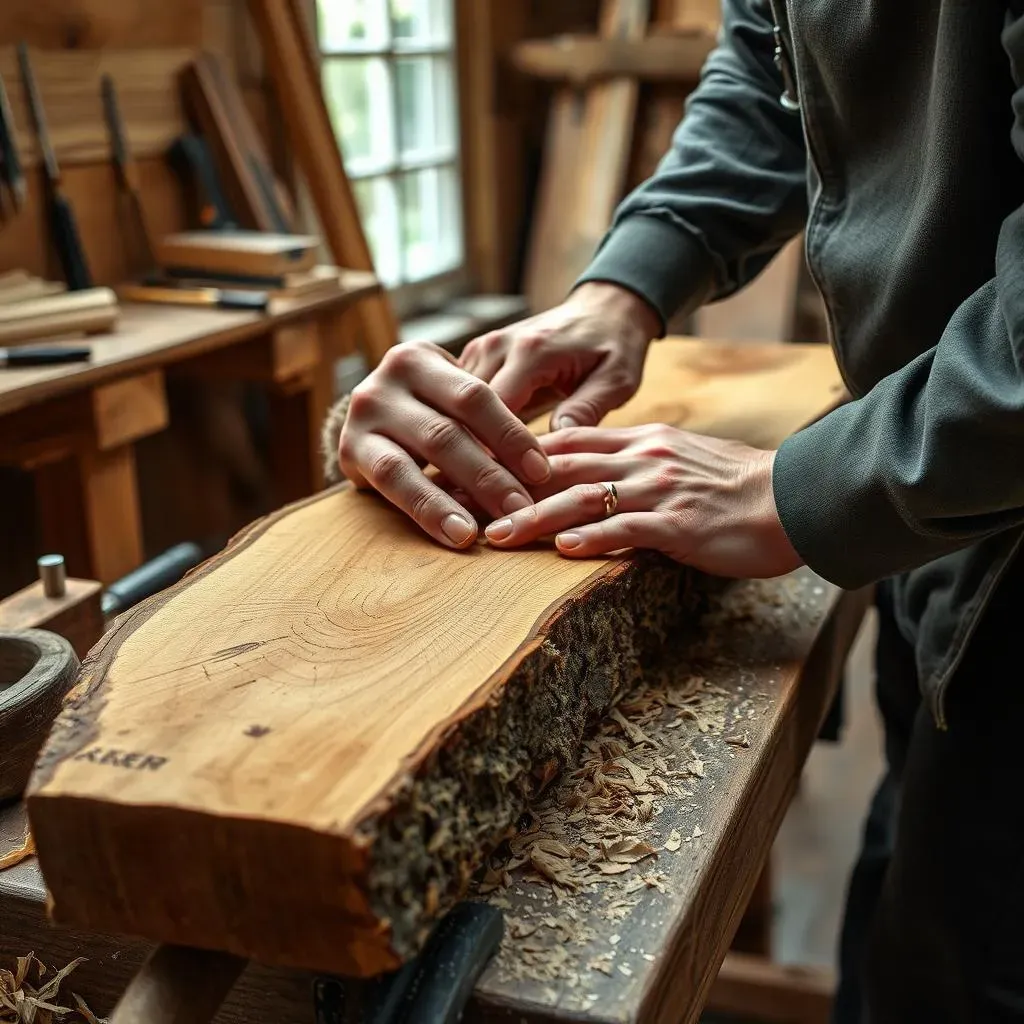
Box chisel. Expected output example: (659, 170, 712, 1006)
(17, 43, 93, 290)
(0, 69, 25, 215)
(102, 73, 155, 270)
(116, 282, 269, 312)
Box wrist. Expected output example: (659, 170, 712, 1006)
(568, 282, 662, 343)
(756, 450, 803, 574)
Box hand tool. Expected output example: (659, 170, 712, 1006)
(17, 43, 93, 290)
(116, 282, 269, 312)
(167, 133, 238, 230)
(0, 68, 25, 218)
(0, 345, 91, 367)
(101, 73, 155, 271)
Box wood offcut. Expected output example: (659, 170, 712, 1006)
(26, 340, 843, 980)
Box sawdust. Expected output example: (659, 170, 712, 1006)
(469, 575, 821, 996)
(0, 954, 105, 1023)
(0, 830, 34, 872)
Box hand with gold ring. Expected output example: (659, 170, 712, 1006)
(484, 423, 804, 579)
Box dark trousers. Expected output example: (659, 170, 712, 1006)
(832, 559, 1024, 1023)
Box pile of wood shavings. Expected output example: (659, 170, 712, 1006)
(471, 577, 799, 991)
(473, 670, 743, 986)
(0, 954, 105, 1024)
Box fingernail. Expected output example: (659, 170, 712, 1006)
(556, 415, 579, 430)
(442, 514, 475, 546)
(557, 532, 582, 551)
(486, 518, 513, 542)
(503, 492, 530, 514)
(521, 449, 551, 484)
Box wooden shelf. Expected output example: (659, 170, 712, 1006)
(0, 270, 380, 416)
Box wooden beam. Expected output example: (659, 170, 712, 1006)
(708, 952, 835, 1024)
(512, 31, 715, 87)
(248, 0, 397, 367)
(523, 0, 652, 313)
(27, 339, 843, 979)
(91, 371, 168, 451)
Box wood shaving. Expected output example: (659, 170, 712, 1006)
(0, 954, 104, 1024)
(468, 575, 823, 1003)
(0, 831, 35, 872)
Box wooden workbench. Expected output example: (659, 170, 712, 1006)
(0, 577, 866, 1024)
(0, 271, 379, 584)
(0, 338, 863, 1022)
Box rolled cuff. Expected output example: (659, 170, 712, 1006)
(574, 215, 715, 333)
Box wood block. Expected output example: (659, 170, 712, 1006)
(26, 340, 843, 978)
(91, 371, 168, 451)
(0, 578, 104, 660)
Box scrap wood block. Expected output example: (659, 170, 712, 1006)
(26, 340, 844, 979)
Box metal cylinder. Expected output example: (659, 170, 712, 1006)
(37, 553, 67, 599)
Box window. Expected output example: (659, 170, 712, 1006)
(316, 0, 464, 303)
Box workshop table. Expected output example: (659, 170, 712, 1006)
(0, 270, 379, 584)
(0, 567, 869, 1023)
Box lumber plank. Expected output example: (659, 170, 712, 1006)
(524, 0, 652, 313)
(512, 31, 715, 87)
(26, 340, 844, 979)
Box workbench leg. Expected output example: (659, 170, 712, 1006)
(731, 858, 774, 956)
(35, 446, 145, 585)
(267, 332, 334, 505)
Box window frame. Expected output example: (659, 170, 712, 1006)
(309, 0, 472, 319)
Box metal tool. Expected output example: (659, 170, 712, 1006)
(117, 282, 268, 312)
(0, 69, 25, 218)
(17, 43, 92, 290)
(0, 345, 91, 367)
(102, 73, 155, 271)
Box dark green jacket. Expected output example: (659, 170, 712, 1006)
(579, 0, 1024, 724)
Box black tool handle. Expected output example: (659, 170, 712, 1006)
(102, 542, 205, 617)
(168, 134, 237, 231)
(0, 346, 91, 367)
(50, 191, 93, 290)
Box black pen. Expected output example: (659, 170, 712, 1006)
(0, 345, 91, 367)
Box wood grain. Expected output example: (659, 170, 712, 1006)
(524, 0, 652, 313)
(0, 578, 105, 660)
(26, 340, 842, 979)
(1, 572, 862, 1024)
(0, 46, 193, 170)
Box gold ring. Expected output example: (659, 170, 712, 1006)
(601, 482, 619, 518)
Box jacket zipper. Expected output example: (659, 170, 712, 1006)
(767, 0, 800, 111)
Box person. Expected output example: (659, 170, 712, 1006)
(324, 2, 1024, 1020)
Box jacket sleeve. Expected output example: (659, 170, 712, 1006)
(576, 0, 809, 328)
(772, 11, 1024, 589)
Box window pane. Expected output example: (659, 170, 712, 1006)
(317, 0, 390, 51)
(398, 165, 462, 281)
(390, 0, 451, 44)
(322, 58, 395, 174)
(354, 176, 402, 287)
(395, 56, 456, 160)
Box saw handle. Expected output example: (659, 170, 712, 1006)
(108, 945, 246, 1024)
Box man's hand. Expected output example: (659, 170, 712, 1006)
(339, 343, 552, 550)
(483, 424, 803, 579)
(338, 283, 661, 550)
(460, 283, 661, 429)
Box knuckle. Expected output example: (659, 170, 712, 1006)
(368, 451, 407, 490)
(451, 377, 493, 416)
(470, 461, 509, 495)
(653, 463, 685, 493)
(409, 488, 441, 524)
(643, 443, 677, 461)
(420, 417, 464, 457)
(579, 482, 612, 508)
(348, 386, 382, 419)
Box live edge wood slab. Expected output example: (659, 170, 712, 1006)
(24, 339, 846, 981)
